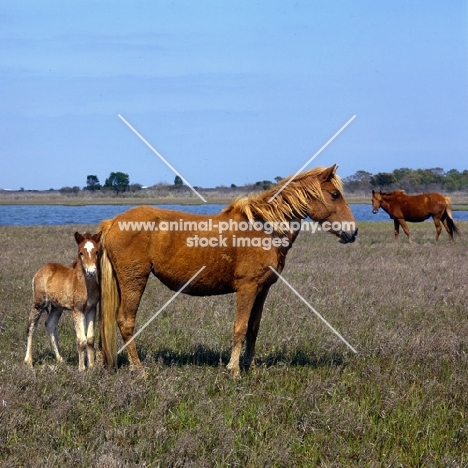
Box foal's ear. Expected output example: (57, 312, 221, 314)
(74, 232, 84, 244)
(318, 164, 338, 183)
(92, 231, 102, 244)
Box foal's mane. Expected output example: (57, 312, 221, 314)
(222, 167, 343, 230)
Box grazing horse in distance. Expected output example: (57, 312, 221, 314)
(372, 189, 460, 243)
(99, 164, 358, 378)
(24, 231, 102, 370)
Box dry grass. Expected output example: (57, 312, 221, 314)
(1, 222, 468, 466)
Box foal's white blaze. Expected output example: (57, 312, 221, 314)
(83, 241, 95, 257)
(81, 240, 98, 277)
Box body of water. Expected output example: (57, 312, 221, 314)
(1, 203, 468, 226)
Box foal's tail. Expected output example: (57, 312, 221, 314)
(444, 196, 461, 240)
(99, 220, 120, 368)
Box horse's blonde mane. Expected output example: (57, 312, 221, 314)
(223, 167, 342, 229)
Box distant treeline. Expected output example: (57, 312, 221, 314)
(343, 168, 468, 193)
(53, 168, 468, 196)
(59, 172, 281, 194)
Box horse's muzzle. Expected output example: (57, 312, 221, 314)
(84, 267, 97, 279)
(372, 208, 379, 214)
(339, 228, 358, 244)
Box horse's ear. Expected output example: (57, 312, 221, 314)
(74, 232, 84, 244)
(318, 164, 337, 183)
(92, 231, 102, 244)
(372, 189, 375, 195)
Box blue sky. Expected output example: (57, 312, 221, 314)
(1, 1, 467, 190)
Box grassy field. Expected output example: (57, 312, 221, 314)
(1, 222, 468, 466)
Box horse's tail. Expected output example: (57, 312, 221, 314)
(444, 196, 461, 239)
(99, 220, 119, 368)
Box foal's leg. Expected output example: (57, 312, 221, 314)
(243, 285, 271, 370)
(24, 304, 45, 367)
(227, 285, 260, 378)
(45, 306, 64, 364)
(72, 308, 87, 371)
(85, 308, 96, 368)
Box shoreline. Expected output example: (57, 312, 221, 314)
(0, 192, 467, 207)
(0, 197, 228, 206)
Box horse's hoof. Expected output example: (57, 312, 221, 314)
(130, 366, 148, 380)
(137, 369, 148, 380)
(226, 365, 240, 379)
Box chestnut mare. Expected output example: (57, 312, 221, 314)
(24, 232, 101, 370)
(372, 190, 460, 243)
(99, 165, 358, 377)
